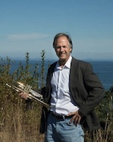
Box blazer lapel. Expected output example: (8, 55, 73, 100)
(69, 57, 78, 88)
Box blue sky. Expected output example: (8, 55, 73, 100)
(0, 0, 113, 60)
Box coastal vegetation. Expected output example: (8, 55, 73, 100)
(0, 51, 113, 142)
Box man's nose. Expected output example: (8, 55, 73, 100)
(60, 47, 64, 51)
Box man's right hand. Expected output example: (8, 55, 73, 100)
(19, 92, 29, 100)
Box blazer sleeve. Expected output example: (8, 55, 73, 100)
(79, 63, 105, 116)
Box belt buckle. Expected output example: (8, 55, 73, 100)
(62, 115, 65, 120)
(51, 112, 67, 120)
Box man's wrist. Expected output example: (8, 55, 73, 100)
(78, 110, 84, 117)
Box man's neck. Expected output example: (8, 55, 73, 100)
(59, 56, 70, 67)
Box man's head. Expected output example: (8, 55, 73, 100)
(53, 33, 73, 65)
(53, 33, 73, 50)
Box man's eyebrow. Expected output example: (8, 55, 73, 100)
(56, 45, 67, 48)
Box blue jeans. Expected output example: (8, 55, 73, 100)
(45, 112, 84, 142)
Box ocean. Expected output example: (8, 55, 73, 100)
(88, 61, 113, 91)
(10, 60, 113, 91)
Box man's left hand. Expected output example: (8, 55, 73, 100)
(67, 111, 83, 125)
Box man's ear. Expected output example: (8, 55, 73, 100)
(70, 48, 72, 53)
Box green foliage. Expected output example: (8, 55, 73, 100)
(40, 50, 45, 88)
(95, 89, 113, 141)
(0, 51, 47, 142)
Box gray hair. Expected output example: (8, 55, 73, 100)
(53, 33, 73, 50)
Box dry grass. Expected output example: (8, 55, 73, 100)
(0, 99, 45, 142)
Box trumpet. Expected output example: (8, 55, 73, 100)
(6, 82, 49, 109)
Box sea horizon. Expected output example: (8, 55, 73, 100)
(1, 58, 113, 91)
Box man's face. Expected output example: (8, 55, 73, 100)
(54, 36, 72, 63)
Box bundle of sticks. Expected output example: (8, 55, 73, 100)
(6, 82, 49, 109)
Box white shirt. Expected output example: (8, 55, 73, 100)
(50, 56, 79, 115)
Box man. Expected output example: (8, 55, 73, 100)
(40, 33, 105, 142)
(20, 33, 105, 142)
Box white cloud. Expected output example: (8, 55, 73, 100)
(74, 38, 113, 52)
(7, 33, 50, 40)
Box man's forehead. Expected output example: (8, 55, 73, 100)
(56, 37, 69, 44)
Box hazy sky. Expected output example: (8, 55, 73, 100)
(0, 0, 113, 60)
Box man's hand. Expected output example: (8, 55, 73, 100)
(19, 92, 29, 100)
(67, 110, 83, 125)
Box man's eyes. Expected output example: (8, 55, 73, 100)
(56, 46, 66, 48)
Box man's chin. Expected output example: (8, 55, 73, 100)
(59, 58, 67, 63)
(59, 57, 66, 61)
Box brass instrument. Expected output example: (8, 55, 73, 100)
(6, 82, 49, 109)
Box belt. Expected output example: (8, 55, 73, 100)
(51, 112, 72, 120)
